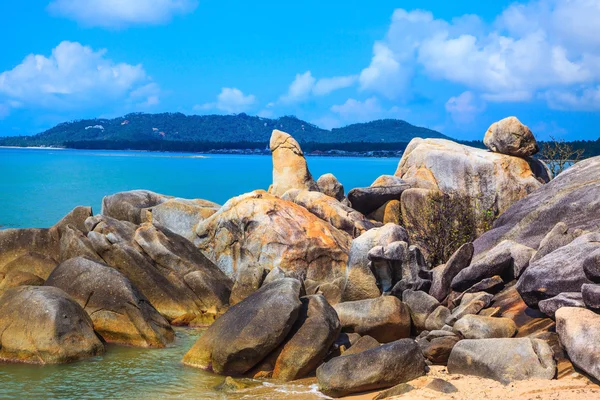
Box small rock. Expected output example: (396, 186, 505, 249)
(424, 305, 451, 331)
(423, 336, 461, 365)
(425, 378, 458, 394)
(374, 383, 415, 399)
(446, 292, 493, 325)
(317, 173, 345, 202)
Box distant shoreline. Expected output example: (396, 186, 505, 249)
(0, 145, 403, 158)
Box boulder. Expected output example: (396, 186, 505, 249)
(390, 245, 432, 294)
(425, 379, 459, 394)
(446, 292, 493, 325)
(447, 338, 556, 383)
(556, 307, 600, 381)
(582, 284, 600, 309)
(372, 175, 407, 187)
(451, 276, 505, 307)
(269, 130, 318, 196)
(395, 138, 548, 234)
(284, 190, 377, 238)
(452, 240, 534, 292)
(538, 293, 585, 317)
(583, 248, 600, 283)
(424, 306, 452, 331)
(429, 243, 474, 302)
(0, 286, 104, 364)
(101, 190, 169, 224)
(1, 252, 57, 282)
(374, 383, 415, 399)
(333, 296, 411, 343)
(182, 278, 302, 375)
(422, 336, 461, 365)
(194, 191, 349, 305)
(483, 116, 539, 158)
(473, 156, 600, 258)
(88, 217, 232, 325)
(516, 233, 599, 307)
(347, 183, 411, 216)
(317, 173, 345, 202)
(272, 294, 341, 381)
(344, 224, 408, 301)
(368, 200, 402, 225)
(402, 290, 440, 333)
(316, 339, 426, 397)
(453, 315, 517, 339)
(44, 256, 174, 347)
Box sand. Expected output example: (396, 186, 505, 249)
(345, 366, 600, 400)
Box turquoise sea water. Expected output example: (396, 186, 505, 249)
(0, 147, 399, 229)
(0, 147, 399, 399)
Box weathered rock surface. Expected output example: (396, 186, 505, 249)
(333, 296, 411, 343)
(447, 338, 556, 383)
(317, 173, 345, 202)
(483, 116, 539, 158)
(556, 307, 600, 382)
(538, 293, 585, 317)
(342, 335, 380, 356)
(316, 339, 426, 397)
(530, 222, 582, 264)
(402, 290, 440, 333)
(348, 183, 411, 216)
(229, 263, 268, 305)
(390, 245, 432, 295)
(88, 217, 232, 324)
(269, 130, 318, 196)
(344, 224, 408, 301)
(272, 294, 341, 381)
(194, 191, 349, 305)
(101, 190, 168, 224)
(452, 240, 534, 292)
(473, 156, 600, 257)
(0, 286, 104, 364)
(373, 383, 415, 399)
(182, 278, 302, 375)
(44, 256, 174, 347)
(429, 243, 474, 302)
(584, 248, 600, 283)
(284, 190, 377, 238)
(516, 233, 599, 307)
(395, 138, 548, 229)
(425, 305, 451, 331)
(453, 315, 517, 339)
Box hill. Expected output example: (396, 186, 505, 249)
(0, 112, 450, 151)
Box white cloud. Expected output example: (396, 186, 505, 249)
(313, 75, 357, 96)
(48, 0, 198, 28)
(0, 41, 154, 117)
(357, 1, 600, 110)
(280, 71, 316, 103)
(195, 87, 256, 114)
(280, 71, 357, 103)
(445, 91, 486, 124)
(328, 96, 407, 127)
(544, 86, 600, 111)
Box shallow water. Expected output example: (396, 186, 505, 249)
(0, 328, 326, 399)
(0, 147, 399, 229)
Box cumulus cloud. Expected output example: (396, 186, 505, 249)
(48, 0, 198, 28)
(0, 41, 156, 117)
(327, 96, 407, 127)
(358, 1, 600, 111)
(445, 91, 486, 124)
(195, 88, 256, 114)
(280, 71, 357, 103)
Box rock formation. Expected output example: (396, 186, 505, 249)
(269, 130, 318, 196)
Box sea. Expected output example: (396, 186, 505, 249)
(0, 147, 400, 399)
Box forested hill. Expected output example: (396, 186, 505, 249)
(0, 113, 450, 149)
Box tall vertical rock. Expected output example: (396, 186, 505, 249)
(269, 130, 318, 197)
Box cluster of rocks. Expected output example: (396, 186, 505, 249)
(1, 118, 599, 398)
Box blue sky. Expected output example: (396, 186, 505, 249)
(1, 0, 600, 140)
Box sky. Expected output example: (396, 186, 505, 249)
(1, 0, 600, 140)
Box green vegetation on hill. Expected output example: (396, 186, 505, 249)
(0, 112, 450, 149)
